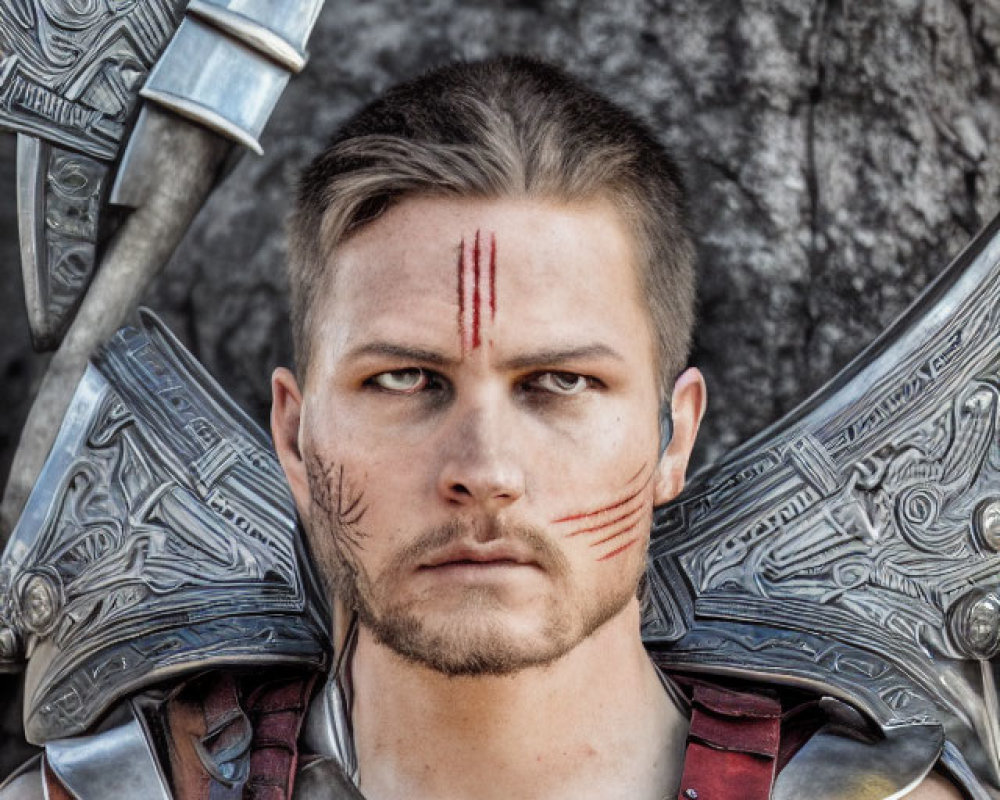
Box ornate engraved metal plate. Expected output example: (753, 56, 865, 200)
(0, 311, 329, 744)
(16, 134, 109, 349)
(0, 0, 187, 348)
(644, 213, 1000, 793)
(0, 0, 186, 161)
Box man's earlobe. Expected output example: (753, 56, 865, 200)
(653, 367, 707, 506)
(271, 367, 310, 514)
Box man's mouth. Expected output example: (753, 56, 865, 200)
(420, 542, 540, 570)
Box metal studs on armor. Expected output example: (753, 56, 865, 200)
(18, 572, 61, 636)
(975, 498, 1000, 551)
(948, 590, 1000, 660)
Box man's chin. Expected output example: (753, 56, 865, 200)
(360, 587, 633, 677)
(362, 605, 575, 677)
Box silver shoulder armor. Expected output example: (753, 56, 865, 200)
(0, 757, 42, 800)
(0, 310, 329, 746)
(645, 210, 1000, 800)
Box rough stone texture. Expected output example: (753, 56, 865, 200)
(1, 0, 999, 776)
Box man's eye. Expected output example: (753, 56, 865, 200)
(532, 371, 590, 396)
(369, 369, 429, 394)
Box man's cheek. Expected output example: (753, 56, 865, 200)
(548, 461, 654, 563)
(303, 450, 370, 552)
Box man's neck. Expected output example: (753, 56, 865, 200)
(350, 600, 689, 800)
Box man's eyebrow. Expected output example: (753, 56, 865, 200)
(343, 342, 459, 367)
(499, 344, 625, 371)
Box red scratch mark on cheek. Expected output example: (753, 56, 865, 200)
(596, 538, 639, 562)
(552, 464, 651, 524)
(565, 504, 644, 538)
(591, 516, 642, 547)
(551, 463, 652, 563)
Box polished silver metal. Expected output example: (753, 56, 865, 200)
(942, 741, 998, 800)
(772, 724, 943, 800)
(301, 625, 359, 785)
(16, 134, 108, 350)
(45, 705, 171, 800)
(645, 211, 1000, 798)
(0, 310, 329, 745)
(142, 15, 293, 155)
(1, 0, 183, 353)
(293, 758, 367, 800)
(189, 0, 325, 73)
(1, 108, 233, 535)
(0, 755, 42, 800)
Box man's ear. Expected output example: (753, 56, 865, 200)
(271, 367, 311, 516)
(653, 367, 707, 506)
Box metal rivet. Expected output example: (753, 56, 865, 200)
(976, 499, 1000, 550)
(20, 573, 59, 635)
(949, 591, 1000, 660)
(684, 789, 699, 799)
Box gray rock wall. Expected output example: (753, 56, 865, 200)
(2, 0, 1000, 774)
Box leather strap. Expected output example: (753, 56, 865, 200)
(244, 674, 318, 800)
(165, 671, 317, 800)
(676, 683, 782, 800)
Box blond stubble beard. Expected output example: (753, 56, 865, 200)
(304, 464, 643, 676)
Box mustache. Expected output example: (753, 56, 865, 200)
(386, 516, 570, 576)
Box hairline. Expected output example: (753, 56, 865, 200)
(295, 185, 677, 398)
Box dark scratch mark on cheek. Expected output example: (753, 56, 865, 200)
(305, 453, 369, 555)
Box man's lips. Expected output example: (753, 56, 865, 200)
(420, 541, 541, 569)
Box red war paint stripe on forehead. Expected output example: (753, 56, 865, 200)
(489, 233, 497, 321)
(596, 538, 639, 562)
(472, 230, 482, 349)
(457, 237, 466, 351)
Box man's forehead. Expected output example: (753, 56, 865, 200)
(312, 195, 651, 361)
(331, 195, 638, 293)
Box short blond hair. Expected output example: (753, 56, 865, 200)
(288, 56, 695, 395)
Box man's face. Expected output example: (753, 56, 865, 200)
(273, 195, 702, 676)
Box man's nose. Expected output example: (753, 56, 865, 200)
(436, 403, 526, 511)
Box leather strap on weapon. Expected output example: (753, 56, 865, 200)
(165, 671, 318, 800)
(676, 682, 782, 800)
